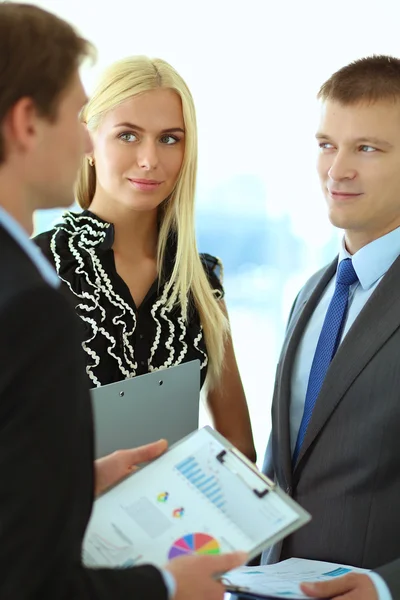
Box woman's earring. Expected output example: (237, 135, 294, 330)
(88, 157, 95, 167)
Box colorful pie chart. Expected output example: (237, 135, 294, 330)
(157, 492, 169, 503)
(168, 533, 220, 559)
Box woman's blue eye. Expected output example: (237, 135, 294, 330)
(160, 135, 179, 145)
(119, 132, 137, 142)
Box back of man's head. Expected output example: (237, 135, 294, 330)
(318, 54, 400, 105)
(0, 2, 93, 164)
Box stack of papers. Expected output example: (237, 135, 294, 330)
(224, 557, 369, 599)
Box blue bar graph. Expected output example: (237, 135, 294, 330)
(175, 456, 226, 511)
(203, 481, 218, 494)
(198, 476, 214, 490)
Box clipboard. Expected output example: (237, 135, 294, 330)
(82, 426, 310, 570)
(91, 359, 200, 458)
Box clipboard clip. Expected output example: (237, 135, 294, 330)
(216, 449, 275, 498)
(220, 575, 252, 594)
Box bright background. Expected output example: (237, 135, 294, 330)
(26, 0, 400, 466)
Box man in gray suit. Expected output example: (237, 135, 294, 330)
(262, 55, 400, 600)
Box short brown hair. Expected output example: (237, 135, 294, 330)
(0, 2, 94, 162)
(318, 55, 400, 104)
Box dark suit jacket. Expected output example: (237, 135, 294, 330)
(262, 255, 400, 598)
(0, 223, 168, 599)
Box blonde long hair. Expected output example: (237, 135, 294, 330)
(75, 56, 228, 386)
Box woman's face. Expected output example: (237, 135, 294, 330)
(91, 88, 185, 213)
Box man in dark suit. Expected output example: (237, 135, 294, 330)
(0, 4, 245, 599)
(261, 55, 400, 600)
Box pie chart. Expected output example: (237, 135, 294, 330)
(157, 492, 169, 503)
(168, 533, 220, 559)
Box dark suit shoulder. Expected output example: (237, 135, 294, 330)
(0, 282, 84, 411)
(292, 258, 338, 312)
(0, 225, 51, 307)
(301, 259, 337, 296)
(33, 228, 57, 267)
(283, 258, 338, 334)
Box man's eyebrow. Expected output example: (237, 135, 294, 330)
(353, 136, 393, 148)
(315, 132, 393, 148)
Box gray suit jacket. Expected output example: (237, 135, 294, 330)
(262, 255, 400, 598)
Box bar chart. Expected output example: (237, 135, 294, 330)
(175, 455, 226, 511)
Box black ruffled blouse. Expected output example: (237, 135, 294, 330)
(34, 210, 224, 389)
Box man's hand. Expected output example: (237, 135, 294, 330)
(301, 573, 379, 600)
(165, 551, 247, 600)
(94, 439, 168, 496)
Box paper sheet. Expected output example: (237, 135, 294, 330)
(224, 557, 369, 599)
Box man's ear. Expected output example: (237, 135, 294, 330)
(3, 97, 42, 155)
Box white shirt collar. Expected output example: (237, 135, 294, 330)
(338, 227, 400, 290)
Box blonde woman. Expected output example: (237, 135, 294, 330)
(35, 55, 256, 461)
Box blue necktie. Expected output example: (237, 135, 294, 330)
(293, 258, 359, 464)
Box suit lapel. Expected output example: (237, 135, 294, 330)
(273, 259, 338, 489)
(294, 254, 400, 469)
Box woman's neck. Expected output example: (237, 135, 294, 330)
(88, 198, 158, 260)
